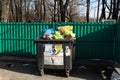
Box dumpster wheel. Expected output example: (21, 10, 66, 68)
(40, 69, 44, 76)
(66, 70, 70, 77)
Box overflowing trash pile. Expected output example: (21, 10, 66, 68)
(35, 25, 76, 66)
(39, 25, 76, 40)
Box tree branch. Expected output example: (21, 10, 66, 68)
(104, 0, 111, 11)
(64, 0, 70, 9)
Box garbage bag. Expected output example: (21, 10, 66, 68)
(42, 28, 55, 35)
(111, 71, 120, 80)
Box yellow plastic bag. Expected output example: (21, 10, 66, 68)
(58, 25, 73, 35)
(54, 44, 62, 54)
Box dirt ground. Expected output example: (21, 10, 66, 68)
(0, 63, 109, 80)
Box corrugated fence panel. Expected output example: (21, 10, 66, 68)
(115, 23, 120, 63)
(0, 22, 116, 60)
(74, 22, 116, 59)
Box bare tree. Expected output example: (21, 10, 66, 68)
(43, 0, 46, 21)
(9, 0, 15, 21)
(0, 0, 10, 22)
(99, 0, 106, 21)
(19, 0, 22, 21)
(66, 0, 79, 21)
(13, 0, 23, 22)
(8, 0, 34, 22)
(40, 0, 43, 21)
(106, 0, 112, 19)
(35, 0, 41, 21)
(0, 0, 93, 22)
(59, 0, 70, 22)
(53, 0, 57, 21)
(96, 0, 100, 22)
(22, 0, 28, 21)
(46, 0, 54, 21)
(112, 0, 120, 20)
(34, 0, 46, 21)
(47, 0, 81, 22)
(86, 0, 90, 22)
(0, 0, 1, 21)
(24, 0, 35, 22)
(57, 0, 60, 22)
(104, 0, 119, 20)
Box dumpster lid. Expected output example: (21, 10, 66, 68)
(34, 39, 75, 44)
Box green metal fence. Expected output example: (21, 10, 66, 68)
(115, 23, 120, 62)
(0, 22, 117, 60)
(74, 22, 116, 59)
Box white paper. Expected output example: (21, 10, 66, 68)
(44, 44, 64, 65)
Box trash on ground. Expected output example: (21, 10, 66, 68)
(111, 71, 120, 80)
(79, 66, 87, 70)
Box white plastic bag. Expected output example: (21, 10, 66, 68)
(111, 71, 120, 80)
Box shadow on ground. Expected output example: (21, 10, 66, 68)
(0, 63, 106, 80)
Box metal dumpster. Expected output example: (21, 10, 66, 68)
(34, 39, 74, 77)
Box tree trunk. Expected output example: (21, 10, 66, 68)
(107, 0, 112, 19)
(99, 0, 106, 21)
(54, 0, 57, 22)
(19, 0, 22, 21)
(116, 0, 120, 20)
(1, 0, 10, 22)
(35, 0, 42, 21)
(15, 0, 18, 21)
(86, 0, 90, 22)
(43, 0, 46, 21)
(112, 0, 116, 19)
(0, 1, 2, 21)
(59, 0, 70, 22)
(9, 0, 15, 21)
(57, 0, 60, 22)
(96, 0, 100, 22)
(61, 11, 65, 22)
(59, 0, 64, 22)
(112, 0, 120, 20)
(24, 0, 27, 21)
(40, 0, 43, 21)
